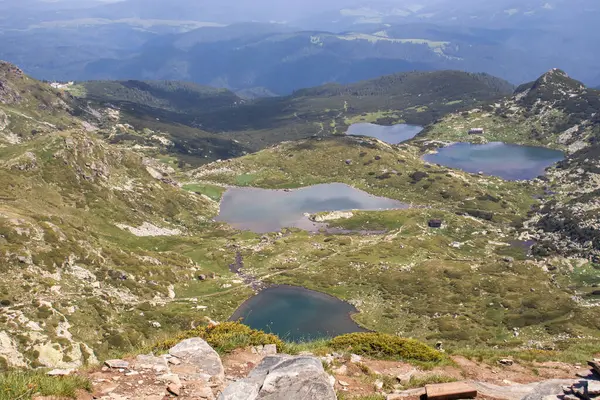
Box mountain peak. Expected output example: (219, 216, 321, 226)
(514, 68, 586, 107)
(0, 60, 27, 104)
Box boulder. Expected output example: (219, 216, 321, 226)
(218, 355, 336, 400)
(169, 338, 224, 380)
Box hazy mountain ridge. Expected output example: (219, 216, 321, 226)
(70, 70, 513, 167)
(80, 24, 596, 94)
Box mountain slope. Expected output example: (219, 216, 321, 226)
(1, 61, 599, 371)
(422, 69, 600, 258)
(73, 70, 513, 166)
(0, 62, 231, 369)
(422, 69, 599, 151)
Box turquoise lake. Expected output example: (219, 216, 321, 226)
(229, 286, 367, 341)
(423, 142, 564, 180)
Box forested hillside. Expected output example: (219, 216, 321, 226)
(72, 70, 513, 166)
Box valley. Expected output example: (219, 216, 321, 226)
(0, 59, 599, 400)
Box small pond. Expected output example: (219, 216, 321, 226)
(347, 123, 423, 144)
(423, 142, 564, 180)
(229, 285, 367, 341)
(216, 183, 408, 233)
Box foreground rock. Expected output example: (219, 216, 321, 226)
(219, 355, 336, 400)
(169, 337, 225, 381)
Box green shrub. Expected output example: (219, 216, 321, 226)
(152, 322, 283, 354)
(329, 332, 442, 362)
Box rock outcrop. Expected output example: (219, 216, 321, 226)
(169, 337, 225, 381)
(219, 355, 336, 400)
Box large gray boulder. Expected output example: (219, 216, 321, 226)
(169, 337, 224, 381)
(219, 355, 336, 400)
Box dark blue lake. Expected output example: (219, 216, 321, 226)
(229, 285, 367, 341)
(347, 123, 423, 144)
(423, 142, 564, 180)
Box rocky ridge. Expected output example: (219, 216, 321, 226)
(0, 61, 224, 370)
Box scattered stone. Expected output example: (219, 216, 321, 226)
(263, 344, 277, 355)
(333, 365, 348, 375)
(46, 369, 73, 376)
(396, 370, 415, 384)
(167, 383, 182, 396)
(374, 379, 384, 390)
(320, 354, 334, 366)
(105, 359, 129, 369)
(345, 159, 352, 165)
(158, 373, 181, 386)
(169, 357, 182, 366)
(575, 369, 594, 378)
(135, 354, 169, 372)
(498, 358, 514, 366)
(339, 380, 350, 387)
(350, 354, 362, 363)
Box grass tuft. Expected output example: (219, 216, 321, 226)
(0, 371, 91, 400)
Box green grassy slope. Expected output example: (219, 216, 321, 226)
(192, 136, 536, 223)
(189, 137, 600, 349)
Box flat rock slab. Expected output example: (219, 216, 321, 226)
(169, 337, 224, 380)
(426, 382, 477, 400)
(219, 355, 336, 400)
(472, 379, 576, 400)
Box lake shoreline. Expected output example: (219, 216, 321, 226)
(228, 284, 370, 341)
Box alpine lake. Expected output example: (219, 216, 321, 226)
(222, 123, 564, 340)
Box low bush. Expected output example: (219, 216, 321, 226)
(151, 322, 283, 354)
(329, 332, 443, 362)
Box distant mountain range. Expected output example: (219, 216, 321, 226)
(0, 0, 598, 93)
